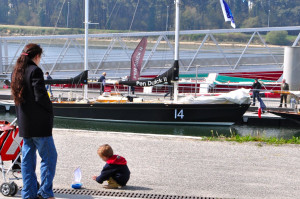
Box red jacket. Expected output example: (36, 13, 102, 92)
(96, 155, 130, 186)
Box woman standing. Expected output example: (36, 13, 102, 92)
(11, 43, 57, 199)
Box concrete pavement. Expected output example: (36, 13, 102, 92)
(2, 128, 300, 199)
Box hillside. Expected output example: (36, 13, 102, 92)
(0, 0, 299, 32)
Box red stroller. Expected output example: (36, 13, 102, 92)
(0, 119, 23, 196)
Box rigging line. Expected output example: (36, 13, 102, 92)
(109, 2, 122, 30)
(52, 0, 66, 34)
(129, 0, 140, 32)
(46, 0, 66, 51)
(53, 1, 61, 14)
(158, 40, 170, 76)
(105, 0, 119, 29)
(161, 4, 172, 75)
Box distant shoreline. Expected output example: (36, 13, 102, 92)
(0, 24, 293, 48)
(0, 24, 286, 50)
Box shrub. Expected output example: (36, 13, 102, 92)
(266, 31, 290, 45)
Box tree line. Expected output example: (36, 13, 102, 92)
(0, 0, 299, 32)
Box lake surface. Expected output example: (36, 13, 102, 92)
(1, 112, 299, 139)
(2, 42, 277, 64)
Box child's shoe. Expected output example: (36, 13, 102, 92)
(103, 184, 119, 189)
(103, 177, 121, 189)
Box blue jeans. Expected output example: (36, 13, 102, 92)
(46, 85, 52, 96)
(21, 136, 57, 199)
(253, 91, 260, 104)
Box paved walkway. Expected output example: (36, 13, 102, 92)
(2, 128, 299, 199)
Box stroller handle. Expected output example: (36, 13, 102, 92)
(10, 118, 17, 126)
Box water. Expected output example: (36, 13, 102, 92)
(2, 42, 275, 65)
(2, 42, 175, 64)
(1, 112, 299, 139)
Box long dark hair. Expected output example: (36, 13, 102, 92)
(11, 43, 43, 105)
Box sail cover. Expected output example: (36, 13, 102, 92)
(130, 37, 147, 81)
(44, 70, 88, 85)
(119, 61, 179, 87)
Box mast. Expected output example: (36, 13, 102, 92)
(174, 0, 180, 61)
(84, 0, 89, 100)
(173, 0, 180, 102)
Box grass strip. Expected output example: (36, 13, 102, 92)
(202, 130, 300, 145)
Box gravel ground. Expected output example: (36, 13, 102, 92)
(2, 128, 300, 199)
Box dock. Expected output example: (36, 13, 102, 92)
(2, 128, 299, 199)
(241, 106, 299, 127)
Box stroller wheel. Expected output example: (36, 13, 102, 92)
(9, 182, 18, 196)
(1, 183, 11, 196)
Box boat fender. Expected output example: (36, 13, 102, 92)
(127, 96, 134, 102)
(133, 98, 143, 103)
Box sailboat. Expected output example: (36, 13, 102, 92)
(50, 0, 250, 126)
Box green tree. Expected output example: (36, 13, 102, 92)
(0, 0, 9, 24)
(15, 3, 30, 25)
(2, 0, 300, 31)
(242, 16, 261, 28)
(181, 6, 198, 30)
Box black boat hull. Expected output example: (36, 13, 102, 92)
(52, 102, 250, 125)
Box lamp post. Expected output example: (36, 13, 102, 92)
(267, 0, 270, 27)
(268, 9, 270, 27)
(166, 5, 169, 31)
(67, 1, 70, 28)
(84, 0, 89, 100)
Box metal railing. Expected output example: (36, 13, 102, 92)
(1, 26, 300, 80)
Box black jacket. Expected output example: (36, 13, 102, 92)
(15, 61, 53, 138)
(96, 155, 130, 186)
(281, 83, 289, 91)
(252, 81, 261, 92)
(98, 75, 105, 84)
